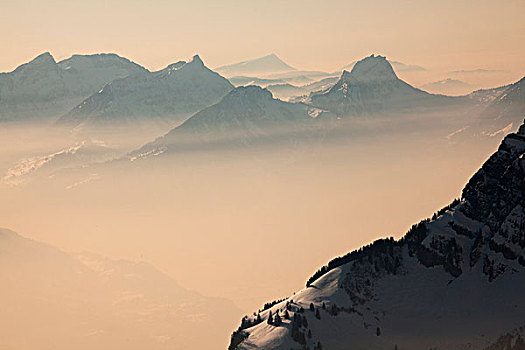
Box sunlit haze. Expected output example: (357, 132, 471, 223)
(1, 1, 525, 349)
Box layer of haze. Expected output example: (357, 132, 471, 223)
(0, 92, 513, 349)
(1, 0, 524, 83)
(1, 1, 524, 348)
(0, 116, 504, 312)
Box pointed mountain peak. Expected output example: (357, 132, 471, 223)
(345, 54, 397, 81)
(11, 51, 57, 74)
(262, 53, 283, 61)
(161, 55, 206, 73)
(30, 52, 56, 65)
(215, 54, 296, 76)
(254, 53, 295, 69)
(191, 54, 204, 66)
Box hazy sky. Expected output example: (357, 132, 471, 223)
(1, 0, 524, 76)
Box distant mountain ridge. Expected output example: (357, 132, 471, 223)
(0, 52, 147, 122)
(482, 77, 525, 122)
(310, 54, 456, 116)
(421, 78, 474, 96)
(57, 55, 234, 128)
(129, 85, 335, 158)
(216, 54, 297, 77)
(228, 119, 525, 350)
(0, 227, 240, 350)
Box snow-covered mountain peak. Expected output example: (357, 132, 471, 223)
(215, 54, 296, 77)
(57, 53, 147, 73)
(307, 54, 443, 116)
(345, 54, 398, 82)
(56, 54, 233, 127)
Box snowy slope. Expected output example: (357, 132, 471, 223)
(2, 139, 119, 186)
(0, 228, 240, 350)
(482, 77, 525, 124)
(57, 55, 233, 128)
(229, 120, 525, 350)
(461, 76, 525, 136)
(0, 52, 147, 122)
(129, 85, 335, 158)
(215, 54, 296, 77)
(310, 55, 459, 116)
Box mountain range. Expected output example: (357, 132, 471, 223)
(228, 119, 525, 350)
(129, 85, 334, 158)
(56, 55, 233, 128)
(0, 52, 146, 122)
(122, 54, 525, 159)
(2, 52, 521, 131)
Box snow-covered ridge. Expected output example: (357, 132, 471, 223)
(128, 85, 336, 157)
(2, 139, 118, 186)
(0, 52, 147, 122)
(229, 120, 525, 350)
(56, 54, 233, 128)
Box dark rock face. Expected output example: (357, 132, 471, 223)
(461, 123, 525, 266)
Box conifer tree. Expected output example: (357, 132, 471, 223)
(274, 313, 282, 326)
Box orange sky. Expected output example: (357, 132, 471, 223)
(1, 0, 524, 78)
